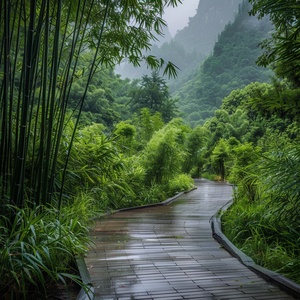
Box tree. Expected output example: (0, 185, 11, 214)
(182, 126, 208, 176)
(129, 71, 178, 122)
(211, 139, 230, 182)
(249, 0, 300, 86)
(141, 119, 185, 186)
(113, 121, 137, 155)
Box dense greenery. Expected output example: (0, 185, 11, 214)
(1, 0, 300, 297)
(175, 1, 273, 127)
(128, 71, 179, 122)
(0, 0, 183, 298)
(249, 0, 300, 86)
(208, 0, 300, 284)
(216, 82, 300, 283)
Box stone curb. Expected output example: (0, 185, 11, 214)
(76, 255, 94, 300)
(211, 199, 300, 299)
(76, 186, 197, 300)
(115, 188, 196, 213)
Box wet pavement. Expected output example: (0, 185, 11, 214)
(85, 179, 296, 299)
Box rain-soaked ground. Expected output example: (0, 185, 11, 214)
(85, 179, 296, 299)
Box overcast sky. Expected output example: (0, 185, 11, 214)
(164, 1, 199, 37)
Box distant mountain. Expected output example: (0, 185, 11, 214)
(116, 0, 242, 80)
(174, 1, 273, 127)
(174, 0, 243, 55)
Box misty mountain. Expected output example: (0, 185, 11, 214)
(174, 0, 243, 55)
(116, 0, 242, 80)
(175, 1, 273, 127)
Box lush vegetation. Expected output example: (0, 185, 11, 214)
(174, 1, 273, 127)
(1, 0, 300, 297)
(0, 0, 184, 298)
(209, 0, 300, 284)
(218, 81, 300, 284)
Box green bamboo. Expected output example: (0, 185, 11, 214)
(11, 0, 37, 207)
(0, 0, 10, 203)
(0, 0, 181, 212)
(34, 0, 50, 205)
(50, 0, 88, 207)
(58, 0, 111, 210)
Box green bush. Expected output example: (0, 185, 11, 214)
(141, 119, 186, 186)
(222, 191, 300, 284)
(167, 174, 194, 196)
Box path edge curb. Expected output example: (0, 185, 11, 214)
(211, 199, 300, 299)
(76, 255, 94, 300)
(115, 186, 197, 213)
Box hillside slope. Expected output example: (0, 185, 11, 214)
(174, 0, 243, 55)
(116, 0, 242, 80)
(175, 1, 273, 127)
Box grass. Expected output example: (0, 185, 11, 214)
(0, 204, 93, 299)
(222, 192, 300, 284)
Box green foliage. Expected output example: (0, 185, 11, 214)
(174, 0, 272, 126)
(203, 61, 300, 283)
(129, 71, 179, 122)
(182, 125, 208, 176)
(258, 147, 300, 224)
(223, 194, 300, 284)
(210, 139, 230, 181)
(113, 122, 137, 155)
(249, 0, 300, 86)
(133, 108, 165, 145)
(228, 143, 261, 183)
(218, 109, 300, 283)
(0, 0, 182, 211)
(112, 156, 147, 208)
(167, 174, 194, 196)
(64, 124, 134, 211)
(0, 205, 91, 299)
(141, 119, 186, 186)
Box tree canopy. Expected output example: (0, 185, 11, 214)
(129, 71, 178, 122)
(249, 0, 300, 86)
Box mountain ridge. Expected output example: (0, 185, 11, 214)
(116, 0, 243, 80)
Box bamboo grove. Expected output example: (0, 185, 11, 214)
(0, 0, 180, 214)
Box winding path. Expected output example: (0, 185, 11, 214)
(85, 179, 296, 299)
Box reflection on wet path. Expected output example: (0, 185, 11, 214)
(85, 179, 294, 299)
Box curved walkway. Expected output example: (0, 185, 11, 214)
(85, 179, 296, 299)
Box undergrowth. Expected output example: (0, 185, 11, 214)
(0, 201, 94, 299)
(222, 193, 300, 284)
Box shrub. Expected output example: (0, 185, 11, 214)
(167, 174, 194, 196)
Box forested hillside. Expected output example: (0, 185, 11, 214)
(173, 0, 243, 55)
(175, 1, 273, 127)
(117, 0, 242, 80)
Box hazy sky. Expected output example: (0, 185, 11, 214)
(164, 1, 199, 37)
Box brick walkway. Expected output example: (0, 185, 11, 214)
(85, 179, 296, 299)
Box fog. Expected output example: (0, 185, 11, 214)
(164, 1, 199, 37)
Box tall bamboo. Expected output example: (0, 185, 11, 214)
(0, 0, 180, 215)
